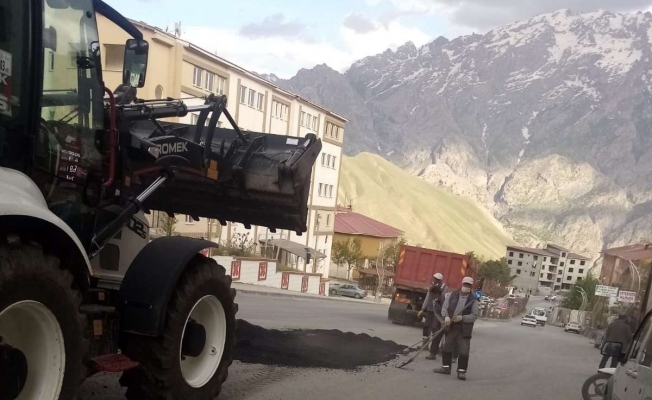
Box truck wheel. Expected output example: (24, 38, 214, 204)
(0, 241, 86, 400)
(121, 255, 236, 400)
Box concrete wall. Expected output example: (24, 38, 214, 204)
(213, 256, 325, 295)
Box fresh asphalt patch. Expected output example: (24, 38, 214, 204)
(234, 320, 407, 369)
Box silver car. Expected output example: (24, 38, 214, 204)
(337, 284, 367, 299)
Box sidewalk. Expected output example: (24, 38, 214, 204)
(232, 282, 391, 306)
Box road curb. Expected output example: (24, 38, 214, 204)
(234, 286, 389, 306)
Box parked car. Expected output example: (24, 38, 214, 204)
(545, 295, 549, 300)
(550, 294, 557, 301)
(565, 322, 581, 334)
(521, 315, 538, 328)
(329, 283, 341, 295)
(337, 284, 367, 299)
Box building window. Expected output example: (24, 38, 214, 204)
(321, 153, 326, 165)
(300, 111, 306, 126)
(580, 261, 586, 266)
(561, 252, 566, 257)
(257, 93, 264, 111)
(540, 273, 544, 278)
(205, 72, 214, 91)
(560, 262, 565, 267)
(533, 255, 538, 260)
(185, 215, 194, 224)
(517, 261, 522, 266)
(558, 270, 562, 274)
(519, 253, 524, 258)
(544, 257, 547, 261)
(216, 75, 226, 95)
(579, 269, 584, 274)
(306, 113, 312, 128)
(508, 260, 512, 265)
(313, 116, 318, 130)
(104, 44, 125, 70)
(328, 185, 333, 198)
(508, 251, 514, 257)
(193, 67, 203, 87)
(327, 154, 331, 166)
(318, 183, 323, 196)
(568, 268, 574, 273)
(530, 272, 535, 277)
(332, 156, 337, 168)
(577, 277, 582, 281)
(239, 85, 247, 104)
(566, 276, 572, 281)
(556, 278, 561, 282)
(516, 269, 521, 274)
(570, 259, 575, 265)
(326, 215, 331, 226)
(248, 89, 256, 107)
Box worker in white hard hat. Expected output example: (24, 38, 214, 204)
(434, 276, 478, 381)
(417, 272, 447, 360)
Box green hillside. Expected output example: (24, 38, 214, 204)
(338, 153, 514, 260)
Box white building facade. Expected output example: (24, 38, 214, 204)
(176, 43, 345, 279)
(506, 244, 591, 293)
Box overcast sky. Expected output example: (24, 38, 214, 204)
(106, 0, 652, 78)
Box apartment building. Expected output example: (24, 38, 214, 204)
(506, 244, 591, 293)
(97, 17, 346, 277)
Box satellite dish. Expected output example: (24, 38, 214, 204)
(174, 22, 182, 37)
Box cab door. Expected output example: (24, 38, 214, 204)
(612, 314, 652, 400)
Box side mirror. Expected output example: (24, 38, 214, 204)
(123, 39, 149, 88)
(601, 341, 624, 357)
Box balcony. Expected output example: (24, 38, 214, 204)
(550, 257, 559, 265)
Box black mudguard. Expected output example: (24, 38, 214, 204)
(388, 299, 414, 324)
(118, 236, 217, 336)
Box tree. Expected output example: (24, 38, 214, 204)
(381, 237, 407, 273)
(478, 258, 513, 286)
(562, 275, 599, 310)
(331, 238, 363, 280)
(161, 214, 177, 236)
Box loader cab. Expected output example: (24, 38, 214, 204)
(0, 0, 148, 248)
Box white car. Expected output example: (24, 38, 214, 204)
(550, 294, 557, 301)
(521, 315, 538, 327)
(565, 322, 581, 333)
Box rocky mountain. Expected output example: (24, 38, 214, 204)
(275, 9, 652, 261)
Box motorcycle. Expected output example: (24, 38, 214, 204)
(582, 367, 615, 400)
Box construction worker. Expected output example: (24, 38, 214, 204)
(417, 273, 446, 359)
(434, 276, 478, 380)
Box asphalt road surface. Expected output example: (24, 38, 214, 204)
(79, 294, 601, 400)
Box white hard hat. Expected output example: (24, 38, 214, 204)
(462, 276, 474, 285)
(433, 273, 443, 280)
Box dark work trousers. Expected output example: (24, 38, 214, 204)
(599, 355, 618, 369)
(441, 323, 471, 372)
(423, 311, 435, 337)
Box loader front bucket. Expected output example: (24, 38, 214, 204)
(127, 121, 322, 234)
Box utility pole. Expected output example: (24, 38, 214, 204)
(312, 214, 321, 273)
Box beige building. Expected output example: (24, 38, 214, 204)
(506, 244, 591, 293)
(98, 17, 347, 277)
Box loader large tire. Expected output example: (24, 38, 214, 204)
(120, 255, 236, 400)
(0, 241, 86, 400)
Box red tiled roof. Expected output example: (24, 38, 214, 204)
(334, 209, 403, 238)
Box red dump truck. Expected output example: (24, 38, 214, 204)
(388, 245, 477, 325)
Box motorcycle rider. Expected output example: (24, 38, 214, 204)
(434, 276, 478, 380)
(600, 314, 632, 368)
(417, 273, 447, 359)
